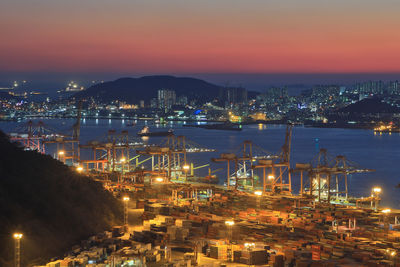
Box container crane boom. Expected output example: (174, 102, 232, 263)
(72, 101, 82, 141)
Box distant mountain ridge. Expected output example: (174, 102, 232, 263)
(0, 92, 19, 100)
(338, 98, 400, 114)
(73, 75, 225, 104)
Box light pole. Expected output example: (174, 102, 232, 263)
(154, 177, 164, 184)
(386, 248, 397, 265)
(382, 208, 391, 235)
(120, 157, 126, 174)
(58, 150, 65, 163)
(123, 197, 130, 230)
(13, 233, 23, 267)
(183, 164, 190, 181)
(76, 166, 83, 173)
(225, 220, 235, 261)
(268, 175, 275, 193)
(371, 187, 381, 211)
(244, 242, 255, 251)
(254, 190, 262, 209)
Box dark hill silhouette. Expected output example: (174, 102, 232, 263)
(0, 92, 19, 100)
(73, 75, 223, 104)
(338, 98, 400, 114)
(0, 131, 122, 266)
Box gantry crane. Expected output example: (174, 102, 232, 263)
(136, 135, 215, 181)
(213, 140, 277, 190)
(79, 129, 143, 172)
(294, 148, 375, 203)
(252, 124, 293, 194)
(44, 101, 82, 164)
(9, 120, 48, 153)
(212, 153, 238, 190)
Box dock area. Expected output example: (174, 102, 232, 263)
(9, 121, 400, 266)
(40, 181, 400, 267)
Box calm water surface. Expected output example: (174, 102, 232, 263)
(1, 118, 399, 207)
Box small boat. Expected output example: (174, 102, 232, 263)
(137, 126, 173, 137)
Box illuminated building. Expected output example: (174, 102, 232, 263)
(158, 89, 176, 111)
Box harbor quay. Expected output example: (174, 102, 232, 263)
(7, 120, 400, 266)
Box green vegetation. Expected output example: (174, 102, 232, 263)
(0, 131, 122, 266)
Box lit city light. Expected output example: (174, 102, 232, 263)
(372, 187, 382, 194)
(225, 220, 235, 226)
(244, 242, 255, 249)
(254, 190, 263, 196)
(13, 233, 23, 239)
(382, 209, 391, 214)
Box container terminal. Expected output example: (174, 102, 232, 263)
(6, 114, 400, 267)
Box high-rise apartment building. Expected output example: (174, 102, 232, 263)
(219, 87, 247, 107)
(157, 89, 176, 111)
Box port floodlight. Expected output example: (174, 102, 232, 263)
(225, 220, 235, 226)
(155, 177, 164, 182)
(372, 187, 382, 194)
(183, 165, 190, 171)
(244, 243, 255, 249)
(123, 196, 130, 202)
(382, 209, 391, 214)
(268, 175, 275, 180)
(13, 233, 23, 239)
(254, 190, 263, 196)
(76, 166, 83, 172)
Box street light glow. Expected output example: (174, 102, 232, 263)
(254, 190, 262, 196)
(183, 165, 190, 171)
(268, 175, 275, 180)
(155, 177, 164, 182)
(123, 196, 130, 201)
(382, 209, 391, 214)
(120, 157, 126, 163)
(13, 233, 23, 239)
(58, 150, 65, 155)
(373, 187, 382, 194)
(225, 220, 235, 226)
(76, 166, 83, 172)
(244, 242, 255, 249)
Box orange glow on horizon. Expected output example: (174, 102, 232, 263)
(1, 0, 399, 73)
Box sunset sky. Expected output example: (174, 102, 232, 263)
(1, 0, 400, 87)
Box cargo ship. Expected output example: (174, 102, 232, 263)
(184, 122, 242, 131)
(137, 126, 173, 137)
